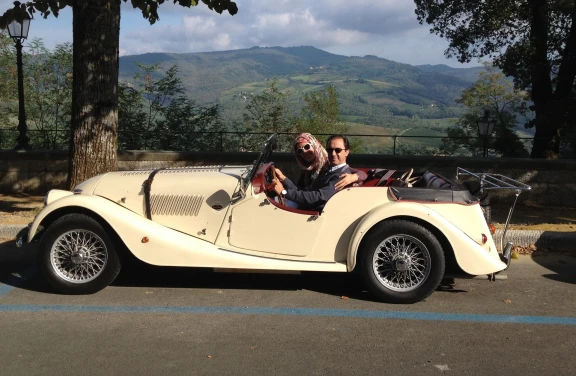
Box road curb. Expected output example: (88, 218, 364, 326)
(1, 223, 575, 249)
(493, 229, 576, 250)
(0, 224, 27, 239)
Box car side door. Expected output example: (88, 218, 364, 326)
(228, 195, 324, 257)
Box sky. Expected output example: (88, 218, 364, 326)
(0, 0, 480, 68)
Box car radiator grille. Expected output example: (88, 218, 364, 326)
(150, 194, 204, 216)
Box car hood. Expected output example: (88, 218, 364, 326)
(84, 165, 248, 217)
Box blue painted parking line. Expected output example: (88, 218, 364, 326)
(0, 304, 575, 325)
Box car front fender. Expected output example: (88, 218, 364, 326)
(347, 202, 505, 275)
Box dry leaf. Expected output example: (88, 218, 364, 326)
(503, 299, 512, 303)
(340, 296, 349, 300)
(207, 355, 212, 359)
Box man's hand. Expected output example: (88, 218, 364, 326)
(274, 168, 286, 182)
(334, 173, 359, 191)
(271, 178, 285, 196)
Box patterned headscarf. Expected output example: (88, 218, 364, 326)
(293, 133, 328, 176)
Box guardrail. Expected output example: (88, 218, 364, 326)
(0, 128, 572, 158)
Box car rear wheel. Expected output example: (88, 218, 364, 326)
(40, 213, 121, 294)
(359, 220, 445, 304)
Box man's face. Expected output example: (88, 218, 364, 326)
(327, 137, 349, 167)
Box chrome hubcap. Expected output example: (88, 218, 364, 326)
(372, 235, 431, 292)
(50, 230, 108, 284)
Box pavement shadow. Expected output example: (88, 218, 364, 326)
(1, 244, 470, 300)
(114, 259, 465, 302)
(530, 253, 576, 285)
(0, 240, 49, 293)
(115, 259, 380, 301)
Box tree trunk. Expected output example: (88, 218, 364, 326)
(67, 0, 120, 189)
(528, 0, 557, 158)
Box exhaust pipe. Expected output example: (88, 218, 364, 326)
(500, 241, 513, 270)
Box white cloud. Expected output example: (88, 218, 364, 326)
(0, 0, 477, 67)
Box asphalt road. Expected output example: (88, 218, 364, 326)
(0, 240, 575, 376)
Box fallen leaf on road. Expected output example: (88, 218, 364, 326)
(340, 296, 349, 300)
(504, 299, 512, 303)
(207, 355, 212, 359)
(434, 364, 450, 371)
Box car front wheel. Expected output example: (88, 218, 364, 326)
(360, 220, 445, 304)
(40, 213, 121, 294)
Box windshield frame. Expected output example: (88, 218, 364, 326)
(242, 134, 277, 191)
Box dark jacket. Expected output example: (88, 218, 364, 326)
(296, 168, 367, 189)
(283, 164, 352, 211)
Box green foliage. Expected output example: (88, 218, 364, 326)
(0, 0, 237, 29)
(24, 38, 72, 149)
(0, 30, 16, 144)
(292, 85, 363, 153)
(118, 63, 225, 151)
(0, 32, 72, 149)
(440, 64, 530, 157)
(119, 46, 474, 129)
(232, 79, 294, 151)
(415, 0, 576, 158)
(293, 86, 346, 139)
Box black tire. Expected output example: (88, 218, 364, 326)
(39, 213, 121, 294)
(359, 220, 445, 304)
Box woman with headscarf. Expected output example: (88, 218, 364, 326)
(275, 133, 366, 191)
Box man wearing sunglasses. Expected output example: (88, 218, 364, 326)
(271, 135, 354, 211)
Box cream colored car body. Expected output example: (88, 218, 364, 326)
(28, 164, 505, 276)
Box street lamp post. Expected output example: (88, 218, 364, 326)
(7, 2, 31, 150)
(477, 110, 495, 157)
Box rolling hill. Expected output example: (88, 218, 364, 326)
(119, 46, 480, 140)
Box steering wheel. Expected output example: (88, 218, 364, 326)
(268, 166, 285, 206)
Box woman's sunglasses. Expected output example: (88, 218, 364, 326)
(326, 147, 346, 154)
(296, 143, 312, 155)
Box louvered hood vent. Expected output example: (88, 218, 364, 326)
(121, 166, 224, 177)
(150, 194, 204, 216)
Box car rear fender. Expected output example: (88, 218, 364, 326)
(347, 202, 505, 275)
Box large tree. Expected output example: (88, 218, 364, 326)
(441, 64, 530, 157)
(1, 0, 237, 188)
(415, 0, 576, 158)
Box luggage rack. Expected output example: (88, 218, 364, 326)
(456, 168, 532, 267)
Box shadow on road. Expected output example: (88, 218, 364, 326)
(530, 253, 576, 285)
(1, 240, 466, 301)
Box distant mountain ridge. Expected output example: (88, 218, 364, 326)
(118, 46, 482, 131)
(415, 64, 485, 82)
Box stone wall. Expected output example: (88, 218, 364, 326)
(1, 150, 575, 207)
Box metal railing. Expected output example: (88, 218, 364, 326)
(0, 128, 573, 158)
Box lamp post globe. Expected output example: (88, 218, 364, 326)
(477, 110, 495, 157)
(7, 1, 31, 150)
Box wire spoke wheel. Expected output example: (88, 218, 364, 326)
(372, 234, 431, 292)
(50, 229, 108, 284)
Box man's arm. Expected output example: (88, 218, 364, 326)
(284, 174, 340, 209)
(350, 168, 367, 182)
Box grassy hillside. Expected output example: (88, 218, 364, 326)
(119, 46, 478, 141)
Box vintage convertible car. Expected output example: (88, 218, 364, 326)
(17, 135, 531, 303)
